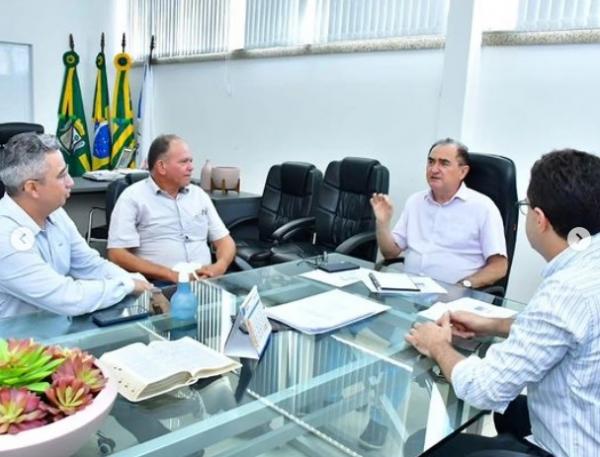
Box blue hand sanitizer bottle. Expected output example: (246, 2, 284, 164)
(170, 271, 197, 321)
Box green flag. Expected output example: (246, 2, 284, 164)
(91, 50, 111, 170)
(56, 50, 92, 176)
(110, 52, 136, 169)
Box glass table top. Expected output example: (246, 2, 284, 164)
(0, 254, 526, 457)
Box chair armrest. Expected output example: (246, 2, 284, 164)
(334, 231, 376, 256)
(86, 206, 106, 243)
(374, 256, 405, 271)
(233, 255, 253, 271)
(227, 215, 259, 232)
(479, 285, 505, 297)
(467, 451, 534, 457)
(271, 217, 316, 243)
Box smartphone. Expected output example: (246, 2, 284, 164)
(92, 306, 150, 327)
(318, 261, 360, 273)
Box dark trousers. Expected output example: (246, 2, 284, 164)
(424, 396, 553, 457)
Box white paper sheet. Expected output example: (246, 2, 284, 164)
(266, 289, 390, 335)
(418, 297, 518, 321)
(299, 267, 372, 287)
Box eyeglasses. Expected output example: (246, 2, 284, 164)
(516, 199, 531, 216)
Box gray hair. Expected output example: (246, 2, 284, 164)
(0, 133, 60, 196)
(428, 137, 470, 166)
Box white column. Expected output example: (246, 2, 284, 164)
(435, 0, 484, 144)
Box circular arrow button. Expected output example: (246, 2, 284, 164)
(10, 227, 35, 252)
(567, 227, 591, 252)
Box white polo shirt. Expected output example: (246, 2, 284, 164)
(391, 183, 506, 284)
(108, 177, 229, 268)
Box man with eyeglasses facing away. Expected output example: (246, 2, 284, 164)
(0, 133, 152, 318)
(407, 149, 600, 456)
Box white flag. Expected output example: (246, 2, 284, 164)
(136, 60, 155, 169)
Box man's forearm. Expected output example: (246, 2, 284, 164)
(107, 248, 176, 283)
(430, 341, 466, 382)
(490, 317, 513, 338)
(375, 223, 402, 259)
(213, 236, 236, 271)
(464, 255, 508, 288)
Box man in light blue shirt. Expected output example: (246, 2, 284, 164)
(407, 149, 600, 457)
(0, 133, 152, 318)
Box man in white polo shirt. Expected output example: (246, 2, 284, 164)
(371, 138, 507, 289)
(107, 134, 235, 284)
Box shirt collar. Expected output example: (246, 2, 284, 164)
(146, 176, 190, 195)
(542, 232, 600, 279)
(425, 182, 469, 205)
(0, 194, 55, 235)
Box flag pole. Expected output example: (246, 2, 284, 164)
(69, 33, 74, 51)
(149, 34, 155, 63)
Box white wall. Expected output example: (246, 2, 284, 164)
(0, 0, 124, 130)
(472, 43, 600, 302)
(150, 50, 445, 211)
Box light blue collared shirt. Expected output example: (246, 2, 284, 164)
(452, 234, 600, 457)
(0, 195, 135, 318)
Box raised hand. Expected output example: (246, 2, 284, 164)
(370, 193, 394, 226)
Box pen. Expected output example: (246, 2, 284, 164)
(368, 272, 382, 292)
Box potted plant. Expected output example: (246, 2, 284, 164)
(0, 338, 117, 457)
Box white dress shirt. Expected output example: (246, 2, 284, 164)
(452, 234, 600, 457)
(391, 183, 506, 283)
(0, 195, 135, 318)
(108, 177, 229, 269)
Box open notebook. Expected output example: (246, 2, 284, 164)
(99, 337, 240, 402)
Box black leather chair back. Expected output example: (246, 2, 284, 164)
(0, 123, 45, 198)
(106, 172, 149, 227)
(0, 122, 44, 146)
(258, 162, 322, 241)
(464, 153, 518, 292)
(105, 178, 130, 228)
(316, 157, 389, 258)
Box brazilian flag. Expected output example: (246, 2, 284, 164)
(91, 50, 111, 170)
(56, 50, 92, 176)
(110, 52, 136, 169)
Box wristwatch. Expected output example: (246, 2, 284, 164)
(461, 279, 472, 288)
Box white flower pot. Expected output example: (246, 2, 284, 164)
(0, 373, 118, 457)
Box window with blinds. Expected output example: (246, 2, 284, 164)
(128, 0, 232, 60)
(312, 0, 449, 44)
(127, 0, 450, 60)
(517, 0, 600, 31)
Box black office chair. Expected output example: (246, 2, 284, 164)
(0, 122, 44, 146)
(229, 162, 322, 268)
(86, 172, 149, 245)
(0, 122, 45, 198)
(464, 153, 518, 297)
(270, 157, 389, 263)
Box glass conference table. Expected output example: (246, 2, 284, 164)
(0, 254, 525, 457)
